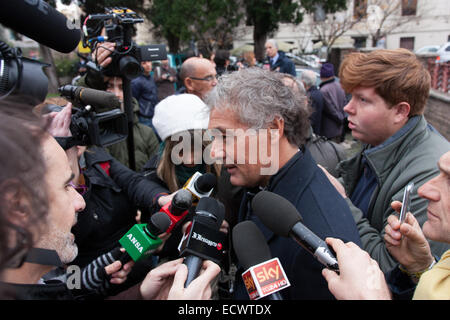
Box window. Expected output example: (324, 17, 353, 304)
(353, 0, 368, 19)
(402, 0, 417, 16)
(352, 37, 367, 49)
(400, 37, 415, 50)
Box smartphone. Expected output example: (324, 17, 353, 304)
(399, 182, 414, 224)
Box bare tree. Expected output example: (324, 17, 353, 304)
(308, 1, 366, 59)
(363, 0, 424, 47)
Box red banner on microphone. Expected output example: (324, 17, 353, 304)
(241, 258, 290, 300)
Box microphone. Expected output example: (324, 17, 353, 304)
(160, 189, 193, 234)
(119, 211, 171, 262)
(251, 191, 339, 272)
(183, 172, 217, 203)
(232, 220, 290, 300)
(59, 85, 121, 111)
(178, 197, 226, 287)
(0, 0, 81, 53)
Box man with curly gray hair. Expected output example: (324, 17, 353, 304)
(205, 68, 361, 299)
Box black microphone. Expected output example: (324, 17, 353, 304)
(119, 211, 171, 263)
(183, 172, 217, 202)
(0, 0, 81, 53)
(59, 85, 121, 111)
(195, 173, 217, 194)
(179, 197, 226, 287)
(233, 221, 288, 300)
(251, 191, 339, 272)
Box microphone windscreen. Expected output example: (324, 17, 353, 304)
(171, 189, 193, 212)
(79, 87, 121, 110)
(232, 221, 271, 270)
(251, 191, 303, 237)
(0, 0, 81, 53)
(195, 197, 225, 229)
(194, 173, 217, 193)
(149, 212, 171, 235)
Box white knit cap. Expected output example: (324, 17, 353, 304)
(152, 94, 210, 141)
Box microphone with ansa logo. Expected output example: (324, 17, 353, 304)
(178, 197, 227, 287)
(119, 211, 171, 262)
(252, 191, 339, 272)
(233, 220, 290, 300)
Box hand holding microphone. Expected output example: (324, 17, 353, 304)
(139, 258, 220, 300)
(118, 211, 171, 263)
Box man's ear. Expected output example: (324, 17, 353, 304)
(268, 116, 284, 143)
(2, 186, 30, 227)
(184, 78, 194, 92)
(393, 102, 411, 124)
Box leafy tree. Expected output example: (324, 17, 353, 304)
(78, 0, 144, 16)
(147, 0, 242, 54)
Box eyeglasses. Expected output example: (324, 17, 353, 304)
(189, 74, 218, 82)
(68, 181, 88, 196)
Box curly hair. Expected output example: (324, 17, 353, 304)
(339, 49, 431, 115)
(204, 68, 311, 146)
(0, 101, 49, 273)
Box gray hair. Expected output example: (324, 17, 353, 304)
(204, 68, 311, 146)
(265, 39, 278, 49)
(301, 70, 317, 89)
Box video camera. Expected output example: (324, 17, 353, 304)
(55, 85, 128, 148)
(82, 7, 167, 79)
(0, 41, 49, 106)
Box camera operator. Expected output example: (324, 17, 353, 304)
(76, 43, 159, 172)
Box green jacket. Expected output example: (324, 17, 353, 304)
(338, 115, 450, 272)
(106, 98, 160, 172)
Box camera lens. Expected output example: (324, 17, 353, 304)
(119, 56, 142, 80)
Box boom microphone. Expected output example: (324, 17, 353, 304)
(178, 197, 226, 287)
(0, 0, 81, 53)
(119, 211, 171, 262)
(233, 221, 289, 300)
(59, 85, 121, 111)
(251, 191, 339, 271)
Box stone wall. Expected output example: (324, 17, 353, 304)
(425, 90, 450, 141)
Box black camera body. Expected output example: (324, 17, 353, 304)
(58, 85, 128, 147)
(83, 7, 167, 79)
(0, 41, 49, 106)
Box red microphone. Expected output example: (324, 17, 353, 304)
(160, 189, 192, 233)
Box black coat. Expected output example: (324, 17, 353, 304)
(269, 51, 296, 77)
(233, 149, 361, 299)
(72, 147, 167, 267)
(307, 85, 325, 136)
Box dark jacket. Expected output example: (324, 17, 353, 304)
(154, 65, 177, 101)
(307, 85, 325, 135)
(131, 73, 159, 118)
(72, 147, 165, 267)
(269, 51, 296, 77)
(106, 98, 160, 172)
(319, 78, 347, 139)
(338, 115, 450, 272)
(233, 149, 361, 299)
